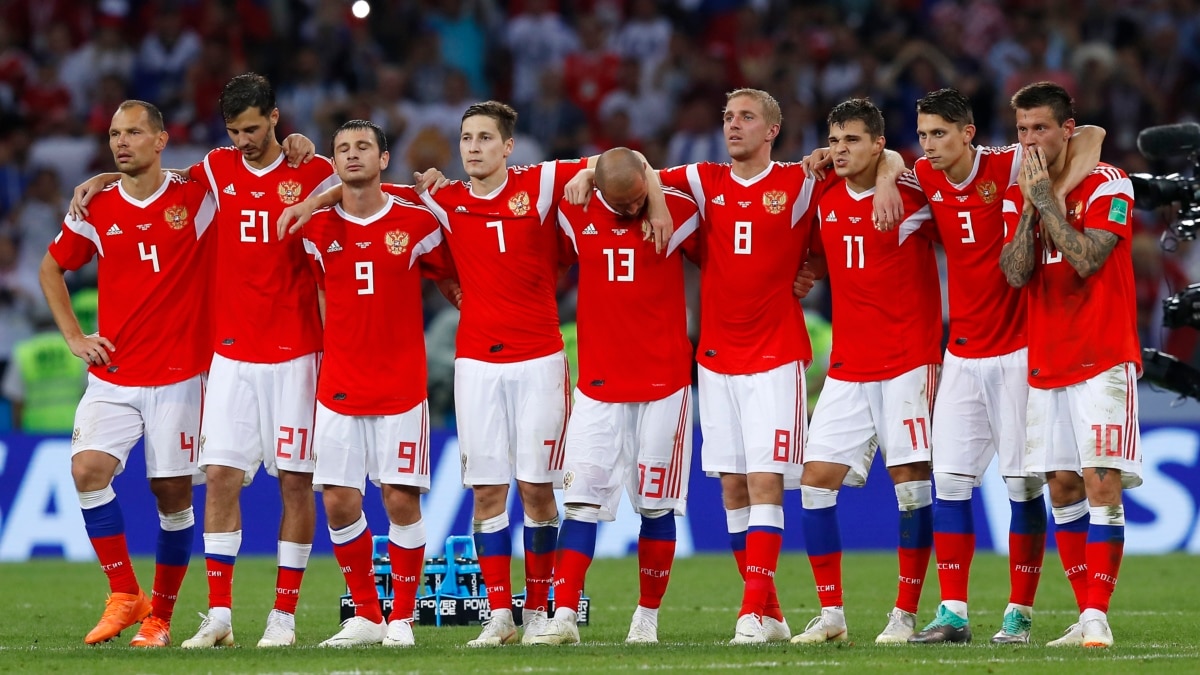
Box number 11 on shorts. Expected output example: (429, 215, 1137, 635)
(903, 417, 929, 451)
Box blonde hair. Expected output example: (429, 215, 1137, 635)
(725, 88, 782, 128)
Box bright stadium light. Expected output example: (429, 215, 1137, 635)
(351, 0, 370, 19)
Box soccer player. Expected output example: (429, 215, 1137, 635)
(40, 100, 214, 647)
(71, 73, 335, 649)
(528, 147, 699, 646)
(790, 98, 939, 646)
(279, 101, 668, 647)
(302, 120, 448, 648)
(906, 88, 1104, 645)
(651, 89, 904, 644)
(999, 82, 1140, 649)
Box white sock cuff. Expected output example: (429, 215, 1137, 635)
(278, 540, 312, 569)
(638, 508, 672, 519)
(389, 519, 427, 549)
(473, 512, 509, 534)
(895, 480, 933, 512)
(1004, 475, 1045, 502)
(204, 530, 243, 557)
(78, 484, 116, 510)
(1052, 499, 1089, 525)
(801, 486, 839, 510)
(329, 512, 368, 545)
(565, 504, 600, 523)
(748, 503, 784, 529)
(725, 506, 750, 534)
(524, 513, 560, 528)
(933, 472, 975, 501)
(159, 506, 195, 531)
(1088, 504, 1125, 527)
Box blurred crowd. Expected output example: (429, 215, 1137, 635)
(1, 0, 1199, 429)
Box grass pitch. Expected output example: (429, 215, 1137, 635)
(2, 552, 1198, 673)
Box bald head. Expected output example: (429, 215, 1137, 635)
(594, 147, 648, 217)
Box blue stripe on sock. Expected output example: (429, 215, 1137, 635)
(81, 499, 125, 539)
(474, 529, 512, 558)
(1087, 523, 1125, 544)
(206, 553, 236, 566)
(900, 504, 933, 550)
(1057, 513, 1089, 534)
(157, 525, 193, 567)
(640, 512, 676, 542)
(524, 523, 558, 555)
(1010, 496, 1048, 535)
(730, 530, 747, 553)
(558, 519, 597, 558)
(801, 505, 842, 557)
(933, 498, 974, 535)
(747, 525, 783, 537)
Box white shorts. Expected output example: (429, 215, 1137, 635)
(806, 364, 938, 487)
(698, 362, 805, 486)
(312, 401, 431, 494)
(562, 387, 693, 521)
(1025, 362, 1142, 488)
(71, 373, 206, 482)
(454, 352, 569, 487)
(198, 353, 319, 482)
(932, 349, 1030, 483)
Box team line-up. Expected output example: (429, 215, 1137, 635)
(48, 71, 1139, 650)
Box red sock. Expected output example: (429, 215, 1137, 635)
(932, 532, 973, 603)
(1008, 532, 1046, 607)
(895, 545, 931, 615)
(478, 554, 513, 614)
(334, 531, 382, 623)
(151, 563, 188, 622)
(738, 529, 782, 617)
(1084, 537, 1123, 613)
(274, 566, 305, 614)
(552, 548, 592, 615)
(1055, 529, 1089, 613)
(734, 543, 782, 620)
(809, 552, 843, 607)
(637, 537, 675, 609)
(206, 557, 235, 609)
(524, 549, 555, 612)
(388, 542, 425, 623)
(92, 534, 139, 595)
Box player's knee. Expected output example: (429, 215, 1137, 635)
(322, 487, 363, 525)
(205, 464, 246, 494)
(933, 472, 975, 501)
(70, 451, 116, 491)
(149, 476, 192, 513)
(278, 470, 315, 503)
(472, 484, 509, 519)
(1004, 475, 1045, 502)
(1045, 470, 1086, 507)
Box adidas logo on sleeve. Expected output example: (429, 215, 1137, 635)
(223, 184, 237, 196)
(327, 240, 342, 253)
(106, 224, 123, 235)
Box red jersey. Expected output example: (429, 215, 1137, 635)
(914, 144, 1026, 358)
(659, 161, 833, 375)
(190, 148, 338, 363)
(1002, 163, 1140, 388)
(814, 173, 942, 382)
(303, 195, 448, 415)
(414, 160, 589, 363)
(49, 173, 215, 386)
(557, 186, 699, 403)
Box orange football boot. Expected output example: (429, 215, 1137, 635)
(84, 591, 152, 644)
(129, 615, 172, 648)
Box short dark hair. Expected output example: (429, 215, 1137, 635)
(916, 88, 974, 128)
(219, 73, 275, 122)
(117, 100, 165, 133)
(827, 98, 885, 139)
(1010, 81, 1075, 125)
(332, 119, 388, 155)
(461, 100, 518, 141)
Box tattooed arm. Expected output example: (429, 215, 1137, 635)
(1023, 146, 1118, 278)
(1000, 202, 1038, 288)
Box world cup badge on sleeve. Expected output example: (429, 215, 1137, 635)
(278, 180, 303, 205)
(976, 180, 999, 204)
(508, 191, 531, 216)
(386, 230, 410, 255)
(164, 205, 189, 229)
(763, 190, 787, 215)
